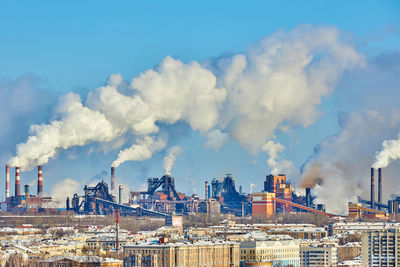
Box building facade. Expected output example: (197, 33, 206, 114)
(240, 235, 300, 267)
(361, 228, 400, 267)
(300, 244, 338, 267)
(123, 239, 240, 267)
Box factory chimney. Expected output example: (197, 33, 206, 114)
(119, 185, 123, 204)
(205, 181, 209, 200)
(15, 166, 20, 196)
(111, 167, 115, 193)
(371, 168, 375, 209)
(378, 168, 382, 209)
(37, 166, 43, 196)
(5, 165, 9, 199)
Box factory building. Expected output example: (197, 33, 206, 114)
(4, 165, 53, 213)
(264, 174, 293, 212)
(123, 239, 240, 267)
(252, 192, 276, 218)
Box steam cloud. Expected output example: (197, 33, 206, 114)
(9, 24, 364, 173)
(372, 133, 400, 169)
(299, 110, 400, 214)
(261, 140, 298, 178)
(163, 146, 182, 175)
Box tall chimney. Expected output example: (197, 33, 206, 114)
(37, 166, 43, 196)
(378, 168, 382, 208)
(5, 165, 9, 199)
(205, 181, 209, 200)
(371, 168, 375, 209)
(119, 185, 123, 204)
(111, 167, 115, 193)
(15, 166, 20, 197)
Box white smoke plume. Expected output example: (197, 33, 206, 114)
(9, 25, 364, 172)
(217, 24, 365, 153)
(205, 129, 229, 151)
(372, 133, 400, 169)
(299, 110, 400, 214)
(262, 140, 299, 178)
(163, 146, 182, 175)
(9, 93, 122, 171)
(50, 178, 80, 201)
(112, 135, 167, 168)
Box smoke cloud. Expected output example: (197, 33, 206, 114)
(9, 24, 364, 176)
(299, 110, 400, 214)
(50, 178, 80, 201)
(217, 24, 365, 154)
(372, 133, 400, 169)
(205, 129, 229, 151)
(112, 135, 167, 168)
(9, 93, 122, 171)
(163, 146, 182, 175)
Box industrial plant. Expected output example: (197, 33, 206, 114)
(2, 162, 398, 221)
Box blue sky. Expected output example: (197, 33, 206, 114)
(0, 1, 400, 206)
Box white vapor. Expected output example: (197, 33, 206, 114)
(9, 24, 364, 173)
(205, 129, 229, 151)
(112, 135, 167, 168)
(372, 133, 400, 169)
(299, 110, 400, 214)
(51, 178, 80, 201)
(262, 140, 298, 178)
(163, 146, 182, 175)
(217, 24, 364, 153)
(9, 93, 121, 171)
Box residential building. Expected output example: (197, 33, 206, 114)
(240, 234, 300, 267)
(300, 244, 338, 267)
(123, 239, 240, 267)
(361, 228, 400, 267)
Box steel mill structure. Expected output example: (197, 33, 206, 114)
(2, 162, 400, 220)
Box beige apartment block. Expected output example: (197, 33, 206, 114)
(123, 239, 240, 267)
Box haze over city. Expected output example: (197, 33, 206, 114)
(1, 1, 400, 215)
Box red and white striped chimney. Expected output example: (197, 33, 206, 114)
(5, 165, 9, 198)
(15, 166, 20, 196)
(37, 166, 43, 196)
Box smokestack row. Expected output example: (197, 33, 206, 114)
(37, 166, 43, 196)
(370, 167, 383, 209)
(4, 165, 46, 198)
(15, 166, 20, 197)
(5, 165, 9, 199)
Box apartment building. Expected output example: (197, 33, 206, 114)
(361, 228, 400, 267)
(123, 239, 240, 267)
(300, 244, 338, 267)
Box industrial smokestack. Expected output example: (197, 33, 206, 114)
(15, 166, 20, 197)
(371, 168, 375, 209)
(305, 188, 311, 207)
(205, 181, 209, 200)
(378, 168, 382, 208)
(5, 165, 9, 199)
(119, 185, 123, 204)
(111, 167, 115, 193)
(37, 165, 43, 196)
